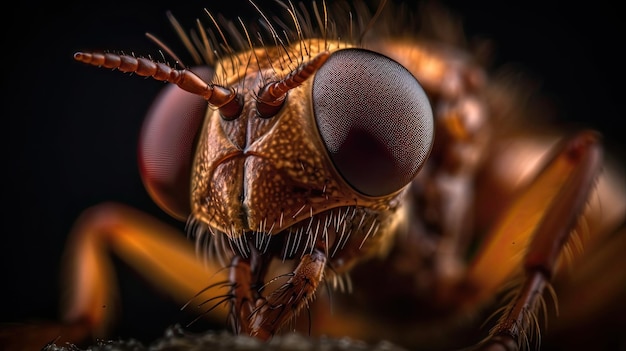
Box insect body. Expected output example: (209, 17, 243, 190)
(2, 1, 625, 351)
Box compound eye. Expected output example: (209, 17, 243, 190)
(312, 49, 434, 197)
(138, 67, 212, 220)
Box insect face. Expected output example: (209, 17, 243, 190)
(183, 41, 434, 336)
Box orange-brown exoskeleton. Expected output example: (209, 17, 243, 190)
(2, 1, 625, 351)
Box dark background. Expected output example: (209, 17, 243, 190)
(3, 0, 624, 349)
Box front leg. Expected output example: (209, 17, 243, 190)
(465, 131, 602, 350)
(0, 202, 229, 350)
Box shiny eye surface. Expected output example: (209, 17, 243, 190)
(138, 67, 212, 220)
(312, 48, 434, 197)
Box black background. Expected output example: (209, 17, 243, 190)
(3, 0, 624, 349)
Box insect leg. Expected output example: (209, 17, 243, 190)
(0, 202, 229, 349)
(463, 130, 602, 350)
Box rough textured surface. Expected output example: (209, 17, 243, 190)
(44, 326, 408, 351)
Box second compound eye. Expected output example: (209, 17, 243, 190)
(312, 48, 434, 197)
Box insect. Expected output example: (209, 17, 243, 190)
(2, 1, 625, 351)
